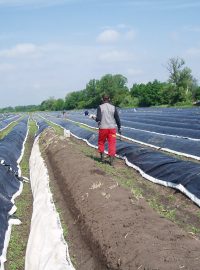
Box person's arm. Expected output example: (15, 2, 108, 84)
(96, 106, 102, 123)
(114, 107, 121, 132)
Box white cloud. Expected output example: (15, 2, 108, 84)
(97, 29, 120, 44)
(0, 43, 37, 58)
(0, 43, 64, 60)
(97, 26, 137, 44)
(0, 42, 101, 107)
(99, 50, 134, 62)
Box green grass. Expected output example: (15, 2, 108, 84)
(79, 123, 96, 132)
(196, 211, 200, 219)
(0, 121, 18, 140)
(45, 120, 64, 136)
(148, 197, 176, 221)
(0, 115, 26, 140)
(20, 120, 38, 177)
(187, 225, 200, 235)
(167, 194, 176, 202)
(71, 254, 77, 267)
(131, 187, 143, 199)
(56, 208, 69, 238)
(6, 232, 26, 270)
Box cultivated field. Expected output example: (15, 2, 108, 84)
(1, 107, 200, 270)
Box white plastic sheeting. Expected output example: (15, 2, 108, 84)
(25, 137, 75, 270)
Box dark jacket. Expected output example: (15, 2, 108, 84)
(96, 102, 121, 129)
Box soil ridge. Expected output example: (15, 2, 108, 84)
(41, 129, 200, 270)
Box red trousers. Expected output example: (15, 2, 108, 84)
(98, 128, 116, 156)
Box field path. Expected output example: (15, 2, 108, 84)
(41, 128, 200, 270)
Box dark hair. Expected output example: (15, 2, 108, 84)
(102, 95, 110, 102)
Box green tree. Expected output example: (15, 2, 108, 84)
(193, 86, 200, 101)
(165, 57, 197, 105)
(118, 94, 139, 107)
(84, 79, 101, 108)
(0, 106, 15, 113)
(15, 105, 39, 112)
(130, 80, 165, 107)
(98, 74, 129, 106)
(53, 98, 65, 111)
(64, 91, 86, 110)
(40, 97, 56, 111)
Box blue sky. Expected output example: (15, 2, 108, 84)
(0, 0, 199, 107)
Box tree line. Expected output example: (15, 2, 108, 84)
(1, 57, 200, 113)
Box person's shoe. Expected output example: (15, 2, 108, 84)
(100, 152, 105, 162)
(109, 156, 114, 166)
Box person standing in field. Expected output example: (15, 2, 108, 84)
(62, 110, 67, 118)
(91, 94, 121, 165)
(84, 110, 89, 116)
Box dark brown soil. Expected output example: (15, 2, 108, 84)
(40, 128, 200, 270)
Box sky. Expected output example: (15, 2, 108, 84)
(0, 0, 199, 107)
